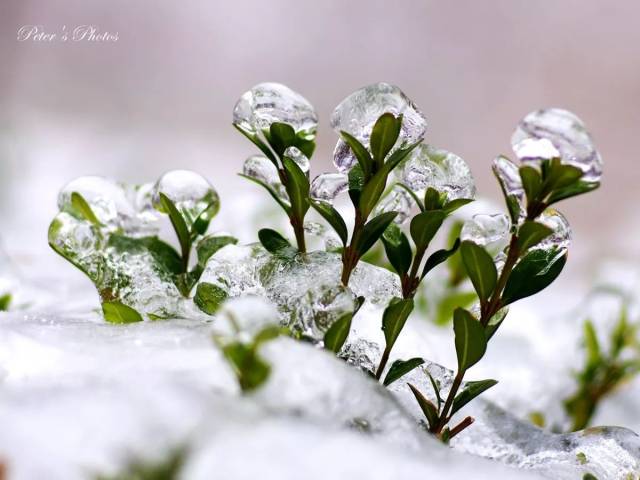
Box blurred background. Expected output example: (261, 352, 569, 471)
(1, 0, 639, 300)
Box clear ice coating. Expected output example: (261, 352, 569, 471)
(304, 222, 342, 252)
(58, 176, 159, 236)
(396, 144, 476, 201)
(373, 184, 414, 224)
(330, 83, 426, 172)
(284, 146, 310, 175)
(511, 108, 603, 183)
(152, 170, 219, 226)
(310, 173, 349, 202)
(233, 82, 318, 138)
(242, 155, 288, 200)
(492, 155, 524, 203)
(534, 208, 572, 252)
(461, 213, 510, 250)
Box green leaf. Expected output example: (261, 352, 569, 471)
(341, 131, 373, 177)
(222, 342, 271, 392)
(421, 238, 461, 279)
(408, 383, 439, 429)
(158, 193, 191, 262)
(546, 180, 599, 205)
(383, 357, 424, 386)
(520, 166, 543, 204)
(358, 141, 422, 219)
(293, 131, 316, 158)
(427, 371, 443, 410)
(347, 163, 365, 207)
(239, 173, 291, 214)
(323, 313, 353, 353)
(382, 297, 415, 352)
(191, 200, 219, 236)
(233, 123, 277, 165)
(258, 228, 297, 257)
(517, 221, 553, 252)
(434, 290, 477, 326)
(311, 200, 348, 246)
(70, 192, 101, 226)
(356, 211, 398, 258)
(460, 241, 497, 303)
(410, 210, 446, 250)
(423, 187, 443, 211)
(442, 198, 473, 215)
(381, 223, 413, 276)
(0, 293, 11, 311)
(451, 379, 498, 416)
(502, 248, 567, 305)
(583, 320, 601, 367)
(453, 308, 487, 371)
(142, 237, 182, 275)
(542, 162, 583, 192)
(196, 235, 238, 267)
(102, 301, 143, 324)
(269, 122, 297, 156)
(194, 282, 228, 315)
(282, 157, 310, 222)
(369, 113, 401, 170)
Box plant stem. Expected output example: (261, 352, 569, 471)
(448, 416, 474, 439)
(341, 210, 364, 285)
(432, 370, 464, 434)
(291, 216, 306, 254)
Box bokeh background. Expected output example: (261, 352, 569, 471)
(1, 0, 639, 300)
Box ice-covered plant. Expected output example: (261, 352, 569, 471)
(233, 83, 317, 253)
(0, 293, 10, 311)
(309, 83, 426, 286)
(399, 108, 603, 440)
(48, 171, 234, 321)
(95, 447, 186, 480)
(564, 310, 640, 431)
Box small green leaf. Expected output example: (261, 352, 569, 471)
(410, 210, 446, 250)
(282, 157, 310, 222)
(258, 228, 297, 257)
(102, 301, 144, 324)
(408, 383, 439, 429)
(517, 221, 553, 252)
(460, 241, 497, 303)
(542, 162, 583, 193)
(293, 132, 316, 158)
(427, 371, 443, 410)
(347, 163, 365, 207)
(546, 180, 599, 205)
(142, 237, 182, 275)
(370, 113, 401, 170)
(0, 293, 11, 311)
(269, 122, 297, 156)
(194, 282, 228, 315)
(582, 473, 598, 480)
(453, 308, 487, 371)
(341, 131, 373, 177)
(239, 174, 291, 214)
(381, 223, 412, 276)
(421, 238, 461, 279)
(357, 211, 398, 257)
(520, 166, 543, 204)
(191, 200, 219, 236)
(382, 297, 415, 352)
(502, 248, 567, 305)
(70, 192, 101, 226)
(158, 193, 191, 262)
(383, 357, 424, 386)
(323, 313, 353, 353)
(442, 198, 473, 215)
(196, 235, 238, 267)
(222, 342, 271, 392)
(451, 379, 498, 415)
(311, 200, 348, 246)
(233, 123, 277, 165)
(423, 188, 443, 211)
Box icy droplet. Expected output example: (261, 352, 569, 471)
(374, 185, 414, 224)
(396, 144, 476, 201)
(152, 170, 219, 226)
(511, 108, 603, 182)
(304, 222, 342, 252)
(461, 214, 510, 249)
(331, 83, 426, 172)
(242, 155, 288, 200)
(310, 173, 348, 202)
(233, 82, 318, 139)
(534, 208, 572, 252)
(492, 156, 523, 199)
(284, 146, 310, 175)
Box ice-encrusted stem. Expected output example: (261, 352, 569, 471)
(278, 168, 307, 254)
(340, 210, 365, 285)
